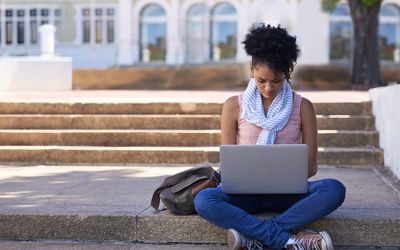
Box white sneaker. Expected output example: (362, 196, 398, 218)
(227, 228, 264, 250)
(286, 229, 334, 250)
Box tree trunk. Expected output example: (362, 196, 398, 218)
(348, 1, 382, 87)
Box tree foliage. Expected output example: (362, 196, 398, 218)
(321, 0, 340, 12)
(361, 0, 381, 9)
(322, 0, 381, 12)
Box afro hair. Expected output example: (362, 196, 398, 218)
(242, 24, 299, 79)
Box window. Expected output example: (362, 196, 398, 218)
(329, 4, 352, 61)
(82, 8, 90, 43)
(211, 3, 237, 61)
(1, 7, 61, 47)
(81, 6, 115, 44)
(40, 8, 49, 25)
(17, 9, 25, 44)
(106, 8, 115, 43)
(186, 4, 209, 63)
(5, 9, 12, 45)
(140, 4, 167, 62)
(30, 9, 38, 44)
(95, 8, 102, 43)
(379, 4, 400, 62)
(54, 8, 62, 29)
(0, 9, 2, 44)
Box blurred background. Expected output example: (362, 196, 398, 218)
(0, 0, 399, 90)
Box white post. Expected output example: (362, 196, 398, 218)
(39, 24, 56, 57)
(118, 0, 134, 65)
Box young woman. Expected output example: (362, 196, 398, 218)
(194, 24, 346, 250)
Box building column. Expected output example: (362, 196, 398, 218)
(117, 0, 134, 66)
(237, 0, 251, 62)
(166, 0, 179, 65)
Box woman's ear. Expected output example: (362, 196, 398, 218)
(250, 66, 254, 78)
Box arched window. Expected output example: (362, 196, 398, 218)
(139, 4, 166, 62)
(211, 3, 237, 61)
(379, 4, 400, 62)
(186, 3, 209, 63)
(329, 3, 352, 61)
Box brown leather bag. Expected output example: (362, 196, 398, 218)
(151, 164, 221, 215)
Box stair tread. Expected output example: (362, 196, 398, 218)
(0, 145, 382, 151)
(0, 129, 378, 134)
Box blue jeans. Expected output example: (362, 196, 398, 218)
(194, 178, 346, 250)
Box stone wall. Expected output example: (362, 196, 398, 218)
(73, 64, 249, 90)
(369, 85, 400, 179)
(73, 64, 400, 90)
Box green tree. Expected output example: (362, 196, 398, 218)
(323, 0, 383, 88)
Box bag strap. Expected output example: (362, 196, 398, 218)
(151, 186, 165, 211)
(150, 164, 214, 211)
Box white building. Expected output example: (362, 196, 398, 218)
(0, 0, 399, 68)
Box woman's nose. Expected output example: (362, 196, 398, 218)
(263, 83, 272, 91)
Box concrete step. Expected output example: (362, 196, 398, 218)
(0, 114, 374, 130)
(0, 114, 221, 130)
(0, 102, 371, 115)
(0, 130, 379, 148)
(0, 146, 383, 166)
(317, 115, 374, 130)
(0, 166, 398, 247)
(317, 130, 379, 147)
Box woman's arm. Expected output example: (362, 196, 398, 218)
(221, 96, 239, 145)
(300, 97, 318, 178)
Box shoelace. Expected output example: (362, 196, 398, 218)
(291, 237, 321, 250)
(238, 233, 264, 250)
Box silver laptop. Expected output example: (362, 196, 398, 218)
(220, 144, 308, 194)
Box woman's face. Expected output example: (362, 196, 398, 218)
(251, 64, 285, 101)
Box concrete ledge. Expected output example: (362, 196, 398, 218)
(0, 57, 72, 91)
(0, 209, 399, 246)
(138, 208, 400, 246)
(0, 214, 135, 241)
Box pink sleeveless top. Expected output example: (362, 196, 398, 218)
(237, 92, 303, 144)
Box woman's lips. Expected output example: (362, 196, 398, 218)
(263, 92, 275, 97)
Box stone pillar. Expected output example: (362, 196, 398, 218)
(132, 2, 140, 63)
(167, 0, 179, 65)
(237, 0, 251, 62)
(296, 0, 329, 64)
(287, 0, 298, 32)
(118, 0, 134, 65)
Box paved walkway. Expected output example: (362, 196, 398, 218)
(1, 165, 399, 216)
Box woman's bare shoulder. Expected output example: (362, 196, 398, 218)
(222, 95, 240, 119)
(300, 97, 315, 114)
(300, 97, 316, 124)
(224, 95, 239, 107)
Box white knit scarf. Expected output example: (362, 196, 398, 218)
(241, 78, 293, 144)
